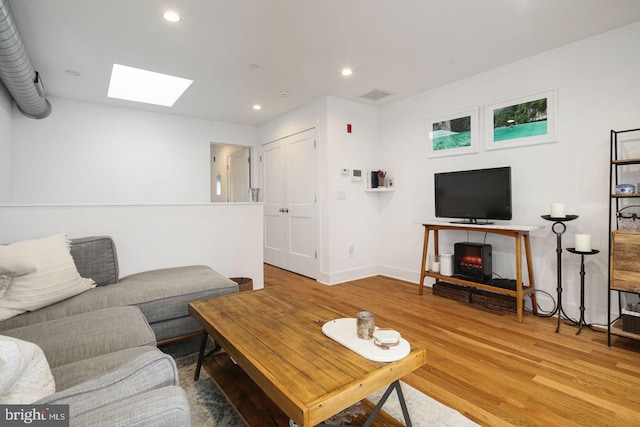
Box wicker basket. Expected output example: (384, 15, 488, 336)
(617, 206, 640, 231)
(230, 277, 253, 293)
(622, 309, 640, 334)
(432, 282, 472, 303)
(471, 289, 518, 314)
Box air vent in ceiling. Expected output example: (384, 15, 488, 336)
(360, 88, 394, 101)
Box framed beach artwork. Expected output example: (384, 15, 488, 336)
(427, 108, 478, 158)
(485, 88, 558, 150)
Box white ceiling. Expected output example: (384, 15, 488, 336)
(8, 0, 640, 126)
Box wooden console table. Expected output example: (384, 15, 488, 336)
(419, 221, 541, 322)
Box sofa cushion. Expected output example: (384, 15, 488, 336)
(70, 386, 190, 427)
(38, 349, 180, 416)
(70, 236, 119, 286)
(51, 346, 157, 391)
(0, 233, 96, 321)
(117, 266, 237, 323)
(151, 316, 207, 343)
(0, 265, 238, 341)
(2, 306, 155, 368)
(0, 335, 55, 404)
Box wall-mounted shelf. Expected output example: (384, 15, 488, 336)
(365, 169, 393, 191)
(364, 187, 394, 193)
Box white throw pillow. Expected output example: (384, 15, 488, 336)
(0, 244, 36, 277)
(0, 246, 36, 300)
(0, 275, 10, 300)
(0, 335, 56, 403)
(0, 233, 96, 321)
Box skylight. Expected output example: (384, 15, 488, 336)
(107, 64, 193, 107)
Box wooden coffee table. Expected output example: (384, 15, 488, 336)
(188, 289, 426, 427)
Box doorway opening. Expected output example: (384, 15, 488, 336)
(210, 143, 252, 202)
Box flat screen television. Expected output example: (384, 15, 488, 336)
(434, 166, 512, 224)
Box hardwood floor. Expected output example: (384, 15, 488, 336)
(263, 264, 640, 427)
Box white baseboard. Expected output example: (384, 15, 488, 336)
(377, 265, 422, 285)
(317, 265, 379, 286)
(317, 265, 432, 287)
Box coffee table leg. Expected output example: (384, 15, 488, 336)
(315, 380, 412, 427)
(363, 381, 412, 427)
(194, 331, 209, 381)
(394, 381, 412, 427)
(194, 330, 223, 381)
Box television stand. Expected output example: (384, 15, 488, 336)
(418, 221, 542, 322)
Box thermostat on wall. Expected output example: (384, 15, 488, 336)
(352, 169, 363, 182)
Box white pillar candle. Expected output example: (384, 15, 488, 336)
(550, 203, 566, 218)
(575, 234, 591, 252)
(431, 261, 440, 273)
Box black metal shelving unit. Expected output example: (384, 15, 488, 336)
(608, 127, 640, 346)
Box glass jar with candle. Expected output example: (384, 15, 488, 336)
(356, 311, 375, 340)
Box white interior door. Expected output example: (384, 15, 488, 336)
(262, 129, 317, 278)
(228, 148, 250, 202)
(263, 140, 286, 268)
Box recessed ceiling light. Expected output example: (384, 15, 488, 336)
(107, 64, 193, 107)
(341, 68, 353, 76)
(64, 69, 81, 77)
(280, 91, 290, 97)
(253, 104, 262, 110)
(249, 64, 260, 70)
(163, 10, 181, 22)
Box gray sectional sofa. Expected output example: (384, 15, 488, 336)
(0, 236, 239, 343)
(0, 235, 240, 426)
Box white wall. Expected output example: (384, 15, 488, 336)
(11, 97, 257, 204)
(324, 97, 381, 283)
(377, 21, 640, 324)
(0, 85, 12, 203)
(0, 203, 264, 289)
(4, 97, 264, 291)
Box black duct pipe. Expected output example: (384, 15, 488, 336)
(0, 0, 51, 119)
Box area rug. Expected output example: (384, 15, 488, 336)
(367, 381, 479, 427)
(174, 353, 246, 426)
(173, 352, 479, 427)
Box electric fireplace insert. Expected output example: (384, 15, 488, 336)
(454, 242, 492, 283)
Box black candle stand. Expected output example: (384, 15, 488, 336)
(566, 248, 599, 335)
(541, 214, 579, 332)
